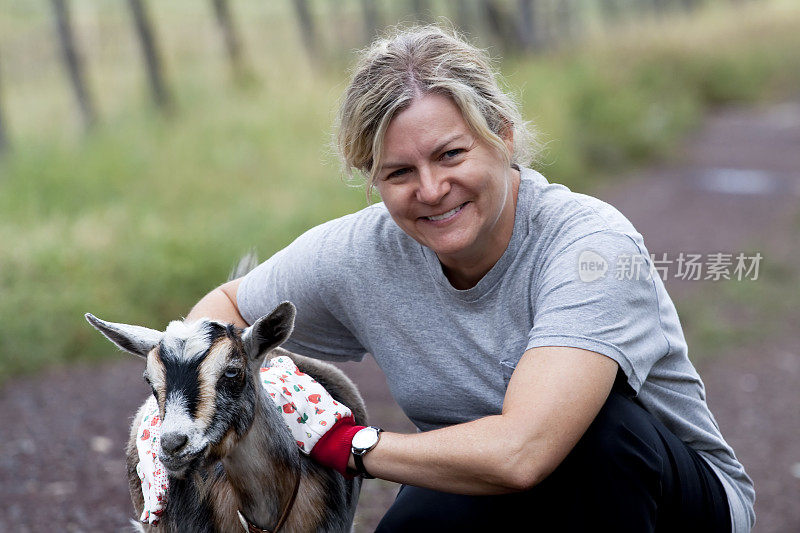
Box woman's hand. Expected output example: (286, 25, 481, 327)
(261, 355, 364, 477)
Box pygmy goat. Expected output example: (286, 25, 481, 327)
(86, 302, 367, 532)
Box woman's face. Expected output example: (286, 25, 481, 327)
(375, 93, 519, 286)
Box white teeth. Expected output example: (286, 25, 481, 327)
(426, 204, 464, 221)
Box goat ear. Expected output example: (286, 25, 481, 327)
(241, 302, 296, 362)
(85, 313, 163, 358)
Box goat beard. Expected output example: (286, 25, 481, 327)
(162, 445, 209, 480)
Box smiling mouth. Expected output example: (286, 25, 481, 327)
(423, 202, 467, 221)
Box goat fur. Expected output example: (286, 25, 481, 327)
(126, 347, 367, 532)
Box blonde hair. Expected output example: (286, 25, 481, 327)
(335, 24, 538, 196)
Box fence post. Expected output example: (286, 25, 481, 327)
(127, 0, 172, 111)
(51, 0, 96, 130)
(211, 0, 248, 81)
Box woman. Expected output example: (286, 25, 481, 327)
(144, 26, 753, 531)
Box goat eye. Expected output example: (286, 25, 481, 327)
(224, 367, 240, 379)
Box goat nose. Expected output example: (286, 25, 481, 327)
(160, 432, 188, 454)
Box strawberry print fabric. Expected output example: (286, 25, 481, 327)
(134, 355, 352, 524)
(260, 355, 353, 453)
(135, 395, 168, 525)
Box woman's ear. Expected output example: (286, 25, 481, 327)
(499, 119, 515, 156)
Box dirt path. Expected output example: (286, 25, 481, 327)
(595, 100, 800, 533)
(1, 101, 798, 532)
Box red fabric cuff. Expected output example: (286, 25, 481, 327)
(309, 416, 364, 478)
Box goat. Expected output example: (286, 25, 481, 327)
(86, 301, 367, 532)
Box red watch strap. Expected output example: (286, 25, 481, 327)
(309, 416, 364, 478)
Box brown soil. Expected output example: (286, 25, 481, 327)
(1, 101, 797, 532)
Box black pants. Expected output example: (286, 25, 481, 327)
(375, 387, 731, 533)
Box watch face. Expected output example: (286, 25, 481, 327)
(352, 427, 379, 450)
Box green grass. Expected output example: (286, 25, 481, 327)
(507, 0, 800, 189)
(1, 0, 800, 381)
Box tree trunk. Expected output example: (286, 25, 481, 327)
(361, 0, 379, 43)
(411, 0, 430, 22)
(515, 0, 541, 52)
(0, 52, 8, 154)
(292, 0, 318, 64)
(127, 0, 172, 111)
(451, 0, 472, 35)
(480, 0, 515, 52)
(211, 0, 247, 80)
(51, 0, 96, 130)
(554, 0, 575, 43)
(681, 0, 703, 12)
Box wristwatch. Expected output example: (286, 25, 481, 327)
(351, 426, 383, 479)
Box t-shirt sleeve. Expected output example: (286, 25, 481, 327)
(237, 223, 367, 362)
(527, 230, 670, 392)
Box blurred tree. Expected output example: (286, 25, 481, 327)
(653, 0, 670, 16)
(411, 0, 431, 22)
(480, 0, 517, 52)
(50, 0, 96, 130)
(127, 0, 172, 111)
(599, 0, 618, 24)
(211, 0, 249, 82)
(0, 51, 8, 154)
(680, 0, 703, 11)
(292, 0, 319, 64)
(361, 0, 380, 43)
(451, 0, 473, 35)
(555, 0, 577, 43)
(516, 0, 541, 52)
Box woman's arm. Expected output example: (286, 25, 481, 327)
(353, 346, 619, 494)
(185, 278, 248, 327)
(184, 276, 618, 494)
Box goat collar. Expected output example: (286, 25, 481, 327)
(237, 472, 301, 533)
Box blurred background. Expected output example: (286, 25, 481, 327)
(0, 0, 798, 531)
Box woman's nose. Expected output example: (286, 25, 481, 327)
(416, 167, 450, 204)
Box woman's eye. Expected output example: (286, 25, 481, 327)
(443, 148, 464, 159)
(386, 168, 410, 179)
(224, 368, 240, 379)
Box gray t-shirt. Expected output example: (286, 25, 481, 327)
(239, 168, 754, 531)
